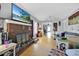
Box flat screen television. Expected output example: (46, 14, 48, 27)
(11, 4, 31, 23)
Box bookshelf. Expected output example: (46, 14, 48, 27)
(6, 20, 33, 55)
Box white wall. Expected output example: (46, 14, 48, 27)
(51, 19, 64, 34)
(33, 21, 38, 38)
(38, 16, 79, 36)
(0, 18, 4, 28)
(30, 16, 38, 38)
(60, 17, 79, 34)
(60, 18, 68, 32)
(40, 18, 69, 36)
(0, 3, 11, 19)
(69, 24, 79, 31)
(39, 18, 70, 37)
(68, 16, 79, 32)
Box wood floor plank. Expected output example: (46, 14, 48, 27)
(20, 35, 57, 56)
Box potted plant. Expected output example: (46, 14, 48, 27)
(62, 37, 67, 40)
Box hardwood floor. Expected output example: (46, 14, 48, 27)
(20, 35, 57, 56)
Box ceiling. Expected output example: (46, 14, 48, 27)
(16, 3, 79, 22)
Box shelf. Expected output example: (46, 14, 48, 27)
(16, 39, 34, 55)
(5, 19, 32, 26)
(0, 43, 16, 56)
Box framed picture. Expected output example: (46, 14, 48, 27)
(68, 11, 79, 25)
(11, 4, 31, 23)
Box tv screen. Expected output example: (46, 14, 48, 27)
(12, 4, 31, 23)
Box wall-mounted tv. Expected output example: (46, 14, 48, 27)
(12, 4, 31, 23)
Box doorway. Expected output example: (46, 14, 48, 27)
(53, 23, 58, 40)
(53, 23, 58, 31)
(43, 24, 51, 38)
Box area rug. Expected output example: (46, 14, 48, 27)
(48, 48, 66, 56)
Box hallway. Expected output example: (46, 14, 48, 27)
(20, 35, 57, 56)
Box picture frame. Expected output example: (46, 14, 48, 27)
(11, 3, 31, 24)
